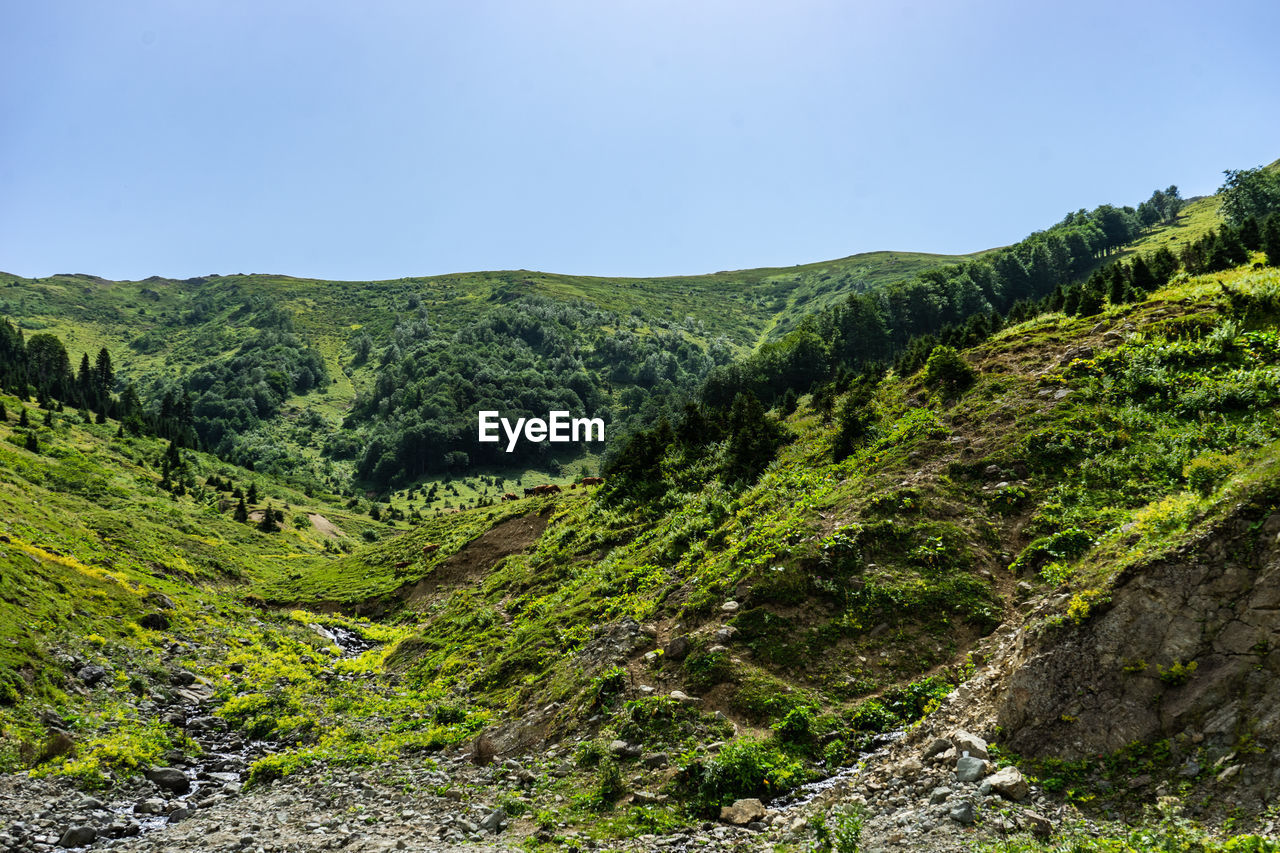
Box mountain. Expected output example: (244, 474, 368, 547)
(3, 164, 1280, 851)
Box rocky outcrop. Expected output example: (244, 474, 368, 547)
(992, 501, 1280, 808)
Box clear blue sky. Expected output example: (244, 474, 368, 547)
(3, 0, 1278, 282)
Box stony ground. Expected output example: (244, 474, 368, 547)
(1, 726, 1083, 853)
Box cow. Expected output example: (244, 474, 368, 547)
(393, 560, 411, 569)
(423, 544, 440, 554)
(581, 476, 604, 486)
(503, 492, 519, 501)
(523, 487, 537, 497)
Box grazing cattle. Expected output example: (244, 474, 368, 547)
(393, 560, 410, 569)
(523, 487, 536, 497)
(503, 492, 519, 501)
(581, 476, 604, 486)
(423, 544, 440, 554)
(569, 483, 577, 489)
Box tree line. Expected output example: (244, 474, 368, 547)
(601, 166, 1280, 505)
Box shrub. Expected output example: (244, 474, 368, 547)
(811, 804, 865, 853)
(1184, 452, 1238, 497)
(771, 706, 815, 745)
(922, 346, 975, 396)
(678, 738, 805, 814)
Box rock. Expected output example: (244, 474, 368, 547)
(923, 737, 951, 758)
(146, 592, 176, 609)
(720, 798, 766, 825)
(948, 801, 975, 825)
(632, 791, 667, 805)
(985, 766, 1029, 801)
(145, 766, 190, 794)
(1022, 811, 1053, 838)
(57, 825, 97, 847)
(952, 730, 989, 759)
(138, 612, 170, 631)
(608, 740, 640, 759)
(478, 807, 506, 833)
(169, 669, 197, 686)
(663, 636, 691, 661)
(76, 665, 108, 686)
(669, 690, 700, 704)
(641, 751, 670, 769)
(720, 600, 740, 613)
(134, 798, 166, 815)
(895, 757, 923, 778)
(955, 756, 986, 783)
(929, 786, 952, 804)
(1217, 764, 1242, 784)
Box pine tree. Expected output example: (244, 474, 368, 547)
(43, 410, 53, 427)
(1263, 217, 1280, 268)
(1077, 285, 1105, 316)
(247, 483, 258, 504)
(0, 401, 7, 422)
(24, 432, 38, 453)
(1130, 256, 1156, 293)
(258, 503, 277, 532)
(1240, 216, 1262, 251)
(18, 408, 28, 427)
(233, 497, 249, 523)
(94, 348, 114, 398)
(1108, 264, 1131, 305)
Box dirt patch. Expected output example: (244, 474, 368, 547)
(403, 513, 550, 607)
(308, 513, 344, 538)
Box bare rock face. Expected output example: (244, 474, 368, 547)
(994, 506, 1280, 799)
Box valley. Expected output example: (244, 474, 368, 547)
(3, 162, 1280, 852)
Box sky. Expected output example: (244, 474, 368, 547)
(3, 0, 1279, 282)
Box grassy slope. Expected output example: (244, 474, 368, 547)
(5, 254, 1280, 841)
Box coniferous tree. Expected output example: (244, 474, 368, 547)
(258, 503, 277, 532)
(0, 401, 6, 422)
(94, 348, 114, 400)
(18, 408, 28, 428)
(1108, 265, 1130, 305)
(1263, 217, 1280, 268)
(1240, 216, 1262, 251)
(43, 410, 53, 427)
(24, 432, 38, 453)
(247, 483, 258, 504)
(1130, 256, 1156, 294)
(233, 497, 249, 523)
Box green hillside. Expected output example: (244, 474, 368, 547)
(5, 164, 1280, 849)
(3, 224, 1280, 848)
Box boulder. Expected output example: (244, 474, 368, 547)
(955, 755, 986, 783)
(76, 665, 108, 687)
(986, 766, 1029, 801)
(138, 612, 170, 631)
(663, 636, 691, 661)
(720, 798, 766, 825)
(1023, 810, 1054, 837)
(948, 801, 975, 825)
(952, 730, 989, 759)
(478, 807, 506, 833)
(145, 766, 190, 794)
(57, 825, 97, 847)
